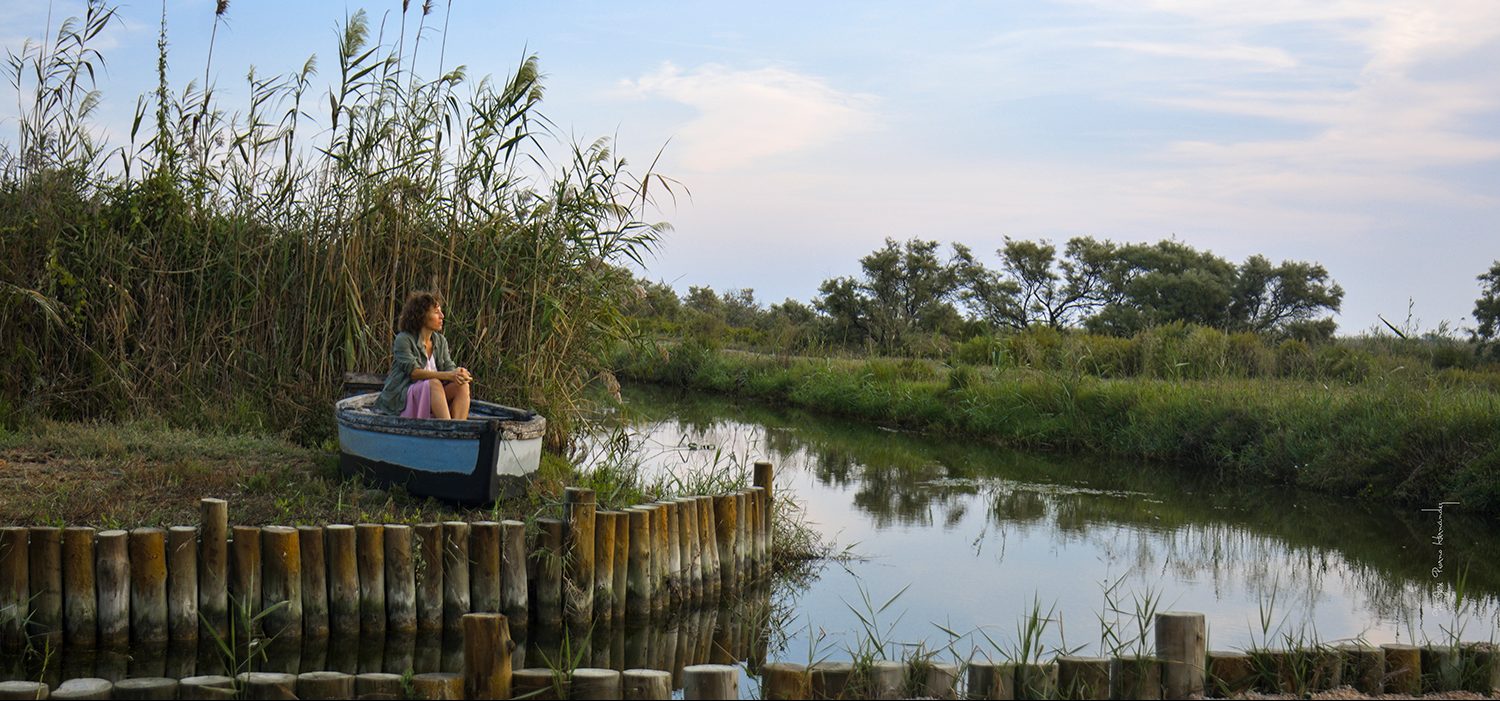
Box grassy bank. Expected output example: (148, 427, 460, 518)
(613, 343, 1500, 512)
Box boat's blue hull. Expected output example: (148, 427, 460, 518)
(334, 393, 545, 505)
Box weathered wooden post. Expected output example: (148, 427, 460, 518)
(1382, 643, 1420, 695)
(1336, 643, 1383, 695)
(409, 672, 464, 700)
(295, 671, 355, 699)
(746, 488, 764, 580)
(966, 660, 1016, 701)
(50, 677, 115, 699)
(675, 498, 702, 606)
(697, 496, 720, 600)
(713, 495, 738, 593)
(684, 664, 737, 700)
(1113, 654, 1165, 699)
(534, 518, 564, 629)
(228, 525, 261, 637)
(179, 676, 236, 700)
(469, 521, 501, 615)
(462, 613, 513, 700)
(1015, 662, 1057, 700)
(354, 523, 386, 637)
(661, 502, 683, 608)
(324, 524, 359, 639)
(499, 520, 528, 628)
(611, 513, 629, 622)
(385, 524, 417, 635)
(650, 503, 670, 612)
(129, 527, 168, 644)
(62, 526, 97, 648)
(414, 523, 445, 634)
(625, 508, 652, 621)
(735, 492, 750, 584)
(623, 668, 672, 700)
(26, 526, 62, 646)
(763, 662, 812, 700)
(95, 529, 129, 649)
(441, 521, 471, 632)
(572, 668, 623, 700)
(810, 661, 854, 700)
(1056, 656, 1109, 699)
(1461, 643, 1497, 695)
(564, 488, 597, 627)
(594, 510, 618, 625)
(862, 660, 906, 698)
(259, 526, 302, 642)
(1155, 612, 1205, 698)
(162, 526, 197, 644)
(0, 528, 27, 653)
(1421, 644, 1463, 693)
(112, 677, 180, 699)
(198, 498, 229, 641)
(296, 525, 328, 641)
(512, 669, 563, 699)
(754, 461, 773, 531)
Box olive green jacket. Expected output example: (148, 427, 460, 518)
(374, 331, 458, 415)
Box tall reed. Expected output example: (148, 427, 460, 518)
(1, 1, 670, 445)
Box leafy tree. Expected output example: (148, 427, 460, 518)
(1086, 240, 1238, 335)
(1229, 255, 1343, 335)
(720, 288, 761, 329)
(1475, 261, 1500, 349)
(815, 237, 966, 351)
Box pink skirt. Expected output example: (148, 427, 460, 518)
(400, 380, 434, 418)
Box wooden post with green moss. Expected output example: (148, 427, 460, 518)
(198, 498, 229, 642)
(325, 524, 358, 639)
(129, 527, 168, 645)
(0, 528, 28, 653)
(414, 523, 444, 634)
(166, 526, 198, 644)
(62, 526, 96, 648)
(499, 520, 528, 629)
(384, 524, 416, 635)
(25, 526, 62, 647)
(260, 526, 302, 642)
(297, 525, 329, 641)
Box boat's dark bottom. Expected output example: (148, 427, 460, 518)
(339, 452, 528, 506)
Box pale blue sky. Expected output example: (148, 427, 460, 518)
(4, 0, 1498, 333)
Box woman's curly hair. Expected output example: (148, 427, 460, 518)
(398, 290, 443, 336)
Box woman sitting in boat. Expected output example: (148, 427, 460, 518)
(374, 291, 474, 420)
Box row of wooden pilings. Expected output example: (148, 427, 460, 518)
(0, 463, 775, 652)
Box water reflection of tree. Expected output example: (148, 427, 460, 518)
(613, 384, 1500, 631)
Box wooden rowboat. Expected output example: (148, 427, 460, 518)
(335, 392, 546, 505)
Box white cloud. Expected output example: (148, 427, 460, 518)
(616, 62, 879, 172)
(1095, 40, 1298, 70)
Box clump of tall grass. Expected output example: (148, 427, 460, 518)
(1, 1, 670, 447)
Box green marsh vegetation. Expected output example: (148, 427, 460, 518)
(0, 0, 670, 448)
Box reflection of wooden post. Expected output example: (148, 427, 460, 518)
(325, 525, 359, 638)
(260, 526, 302, 642)
(462, 613, 513, 700)
(470, 521, 501, 614)
(441, 521, 471, 632)
(697, 497, 719, 601)
(1155, 612, 1205, 699)
(593, 511, 617, 625)
(27, 526, 62, 646)
(684, 664, 737, 700)
(95, 529, 130, 648)
(0, 528, 28, 652)
(499, 521, 528, 628)
(534, 518, 563, 629)
(129, 527, 168, 644)
(198, 498, 229, 641)
(622, 669, 671, 700)
(625, 509, 651, 621)
(62, 527, 97, 648)
(385, 524, 416, 635)
(713, 496, 737, 593)
(1382, 643, 1420, 695)
(355, 524, 385, 637)
(564, 488, 597, 628)
(298, 526, 329, 641)
(414, 523, 444, 634)
(229, 525, 261, 637)
(764, 662, 812, 700)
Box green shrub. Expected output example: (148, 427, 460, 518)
(1276, 339, 1314, 379)
(952, 335, 1004, 366)
(1314, 344, 1373, 383)
(1225, 332, 1274, 378)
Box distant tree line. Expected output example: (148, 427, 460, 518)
(627, 236, 1366, 356)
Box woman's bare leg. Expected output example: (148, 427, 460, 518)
(427, 379, 451, 419)
(446, 381, 471, 420)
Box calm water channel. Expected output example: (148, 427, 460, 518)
(598, 383, 1500, 665)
